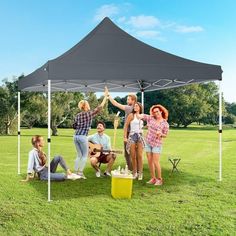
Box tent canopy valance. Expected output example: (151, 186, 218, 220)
(18, 17, 222, 92)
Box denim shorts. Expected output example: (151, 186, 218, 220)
(130, 133, 142, 143)
(145, 143, 162, 154)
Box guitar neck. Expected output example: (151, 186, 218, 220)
(94, 148, 122, 154)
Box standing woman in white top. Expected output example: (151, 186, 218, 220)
(124, 102, 145, 180)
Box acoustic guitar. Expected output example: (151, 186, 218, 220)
(88, 142, 123, 158)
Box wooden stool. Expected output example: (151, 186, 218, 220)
(168, 158, 181, 174)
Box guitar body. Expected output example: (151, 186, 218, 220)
(88, 142, 123, 158)
(88, 142, 103, 158)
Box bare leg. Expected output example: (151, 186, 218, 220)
(130, 143, 137, 175)
(136, 142, 143, 174)
(90, 157, 99, 172)
(146, 152, 155, 179)
(106, 154, 116, 172)
(153, 153, 162, 179)
(124, 141, 132, 171)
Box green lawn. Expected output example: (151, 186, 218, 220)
(0, 128, 235, 235)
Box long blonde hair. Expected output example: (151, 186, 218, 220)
(78, 100, 90, 111)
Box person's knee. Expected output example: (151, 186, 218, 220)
(54, 155, 63, 162)
(108, 157, 114, 164)
(90, 158, 98, 166)
(108, 154, 116, 162)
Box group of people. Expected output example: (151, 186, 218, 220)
(26, 87, 169, 186)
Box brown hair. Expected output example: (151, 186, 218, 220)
(128, 93, 137, 102)
(97, 121, 106, 129)
(132, 102, 143, 114)
(150, 104, 169, 120)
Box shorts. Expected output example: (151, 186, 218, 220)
(97, 153, 116, 164)
(129, 133, 143, 143)
(145, 143, 162, 154)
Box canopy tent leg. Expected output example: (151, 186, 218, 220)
(141, 89, 145, 176)
(17, 92, 21, 175)
(48, 80, 52, 201)
(219, 81, 222, 181)
(141, 90, 144, 110)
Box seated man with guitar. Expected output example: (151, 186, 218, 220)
(88, 121, 119, 177)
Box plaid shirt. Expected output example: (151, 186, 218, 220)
(73, 106, 102, 136)
(143, 114, 169, 147)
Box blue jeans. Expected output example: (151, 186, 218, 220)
(39, 155, 67, 181)
(74, 135, 88, 172)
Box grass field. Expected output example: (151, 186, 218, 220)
(0, 127, 235, 235)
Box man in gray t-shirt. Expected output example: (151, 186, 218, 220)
(108, 92, 137, 170)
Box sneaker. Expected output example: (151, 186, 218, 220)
(138, 173, 143, 181)
(146, 178, 156, 184)
(96, 170, 101, 178)
(133, 172, 138, 179)
(67, 173, 81, 180)
(77, 172, 87, 179)
(154, 178, 163, 186)
(104, 171, 111, 177)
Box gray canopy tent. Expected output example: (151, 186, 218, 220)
(18, 17, 223, 201)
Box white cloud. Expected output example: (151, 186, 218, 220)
(117, 16, 126, 23)
(135, 30, 161, 38)
(175, 25, 204, 33)
(127, 15, 160, 29)
(94, 4, 119, 21)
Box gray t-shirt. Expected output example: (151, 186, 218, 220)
(124, 105, 133, 120)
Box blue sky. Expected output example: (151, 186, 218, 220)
(0, 0, 235, 102)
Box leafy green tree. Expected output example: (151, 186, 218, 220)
(224, 114, 236, 124)
(50, 92, 76, 136)
(0, 80, 18, 134)
(224, 102, 236, 124)
(21, 92, 47, 128)
(84, 92, 112, 128)
(225, 102, 236, 116)
(138, 82, 221, 127)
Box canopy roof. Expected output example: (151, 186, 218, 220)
(18, 17, 222, 92)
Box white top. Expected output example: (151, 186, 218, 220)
(130, 114, 143, 134)
(27, 148, 46, 173)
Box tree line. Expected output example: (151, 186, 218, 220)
(0, 78, 235, 135)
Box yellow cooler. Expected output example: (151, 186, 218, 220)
(111, 173, 133, 199)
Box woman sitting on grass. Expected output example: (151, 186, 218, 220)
(25, 135, 80, 181)
(138, 104, 169, 186)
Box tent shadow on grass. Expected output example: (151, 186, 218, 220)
(26, 163, 215, 201)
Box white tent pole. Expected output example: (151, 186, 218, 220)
(141, 90, 144, 109)
(48, 80, 51, 201)
(219, 80, 222, 181)
(17, 92, 21, 175)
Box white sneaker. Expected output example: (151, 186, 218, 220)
(96, 170, 101, 178)
(77, 172, 87, 179)
(133, 172, 138, 179)
(67, 173, 81, 180)
(138, 173, 143, 181)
